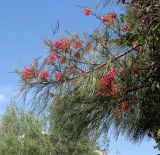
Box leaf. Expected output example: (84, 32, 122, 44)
(157, 83, 160, 89)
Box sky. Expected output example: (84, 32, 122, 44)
(0, 0, 158, 155)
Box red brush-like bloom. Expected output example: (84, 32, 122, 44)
(72, 38, 83, 49)
(109, 84, 120, 96)
(54, 72, 63, 80)
(122, 24, 131, 31)
(101, 15, 109, 23)
(47, 53, 57, 62)
(40, 71, 49, 81)
(100, 68, 118, 86)
(83, 8, 91, 16)
(86, 43, 92, 51)
(122, 101, 130, 112)
(66, 66, 76, 73)
(22, 67, 33, 80)
(108, 12, 117, 21)
(63, 38, 71, 51)
(113, 107, 122, 117)
(54, 39, 63, 49)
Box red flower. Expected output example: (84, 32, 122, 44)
(101, 15, 110, 23)
(54, 39, 63, 49)
(107, 68, 118, 80)
(63, 38, 71, 51)
(100, 68, 118, 85)
(83, 8, 91, 16)
(72, 38, 82, 49)
(122, 24, 131, 31)
(113, 107, 122, 117)
(54, 72, 63, 80)
(47, 53, 57, 63)
(22, 67, 33, 80)
(108, 12, 117, 21)
(86, 43, 92, 51)
(40, 71, 49, 80)
(66, 66, 76, 73)
(109, 84, 120, 96)
(122, 101, 130, 112)
(100, 76, 110, 86)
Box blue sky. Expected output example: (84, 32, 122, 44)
(0, 0, 158, 155)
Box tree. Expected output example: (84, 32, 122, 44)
(49, 100, 103, 155)
(0, 102, 100, 155)
(0, 103, 54, 155)
(16, 0, 160, 153)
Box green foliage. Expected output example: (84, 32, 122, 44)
(0, 103, 99, 155)
(49, 101, 102, 155)
(0, 103, 53, 155)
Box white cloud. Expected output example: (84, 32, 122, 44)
(0, 94, 6, 102)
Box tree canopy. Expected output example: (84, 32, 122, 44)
(16, 0, 160, 153)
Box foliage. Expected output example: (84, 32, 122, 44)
(0, 103, 99, 155)
(0, 103, 53, 155)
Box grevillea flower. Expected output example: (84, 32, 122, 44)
(101, 15, 110, 23)
(54, 72, 63, 80)
(83, 8, 91, 16)
(22, 67, 33, 80)
(98, 68, 119, 96)
(72, 38, 83, 49)
(122, 101, 130, 112)
(100, 68, 118, 86)
(86, 43, 92, 51)
(108, 12, 117, 21)
(66, 66, 76, 73)
(54, 39, 63, 49)
(63, 38, 71, 51)
(107, 68, 118, 80)
(40, 71, 49, 80)
(109, 84, 120, 96)
(113, 107, 122, 117)
(47, 53, 57, 63)
(101, 12, 117, 23)
(122, 24, 131, 31)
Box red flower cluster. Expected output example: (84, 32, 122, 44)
(40, 71, 49, 81)
(54, 72, 63, 80)
(54, 38, 83, 51)
(22, 67, 33, 80)
(83, 8, 92, 16)
(100, 68, 118, 86)
(54, 39, 64, 49)
(72, 38, 83, 49)
(101, 12, 117, 23)
(45, 53, 57, 64)
(122, 24, 131, 31)
(21, 66, 64, 82)
(22, 67, 38, 80)
(54, 38, 71, 50)
(86, 43, 92, 51)
(113, 101, 130, 117)
(97, 68, 120, 96)
(66, 66, 76, 73)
